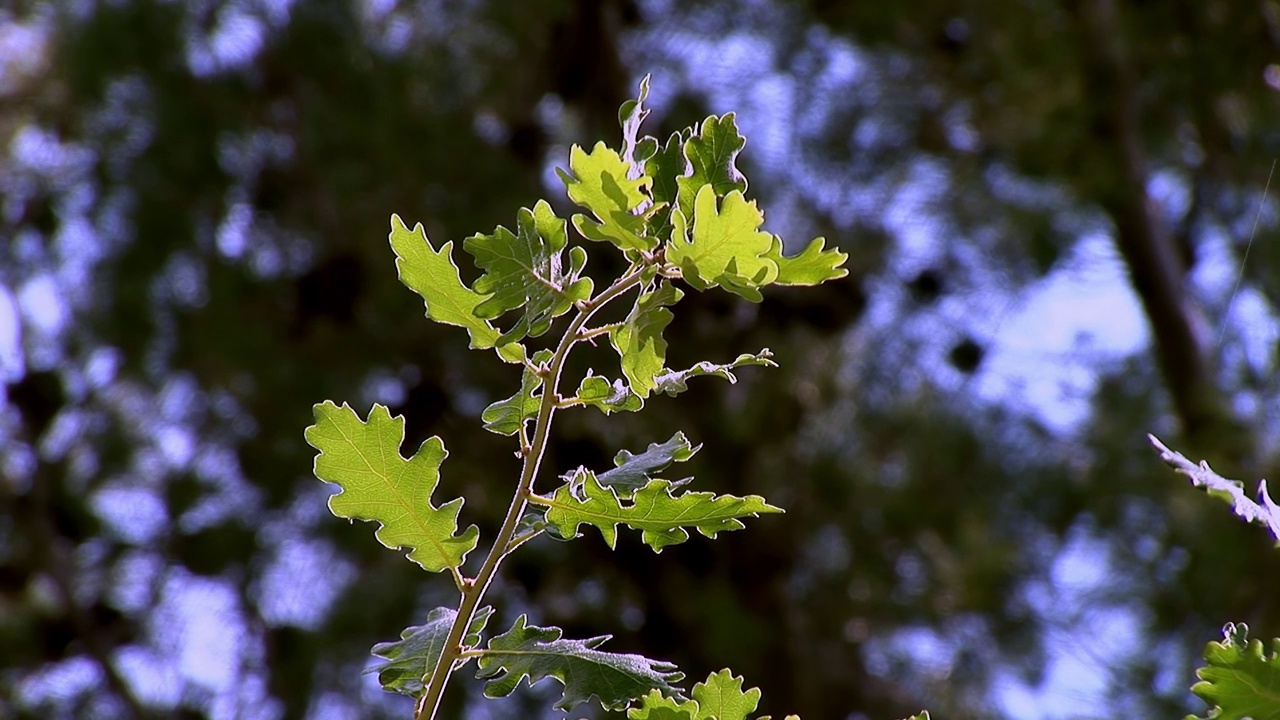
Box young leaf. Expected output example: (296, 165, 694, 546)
(675, 113, 748, 219)
(653, 350, 777, 397)
(612, 281, 683, 398)
(628, 691, 698, 719)
(629, 670, 799, 720)
(669, 186, 778, 302)
(571, 374, 644, 415)
(1187, 623, 1280, 720)
(1149, 435, 1280, 543)
(620, 74, 655, 177)
(475, 615, 684, 711)
(305, 402, 479, 573)
(369, 605, 493, 698)
(540, 474, 782, 552)
(763, 235, 849, 286)
(463, 200, 594, 344)
(482, 349, 553, 436)
(558, 142, 656, 251)
(593, 432, 701, 496)
(388, 215, 524, 363)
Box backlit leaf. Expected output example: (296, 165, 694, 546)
(476, 615, 683, 711)
(653, 350, 777, 397)
(675, 113, 747, 219)
(305, 402, 479, 572)
(763, 235, 849, 286)
(594, 432, 700, 497)
(572, 374, 644, 415)
(482, 349, 553, 436)
(388, 214, 523, 363)
(669, 186, 777, 302)
(463, 200, 593, 344)
(369, 606, 493, 698)
(1187, 623, 1280, 720)
(558, 142, 656, 251)
(541, 474, 782, 552)
(611, 281, 683, 398)
(620, 74, 655, 178)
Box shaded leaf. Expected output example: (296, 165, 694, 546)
(653, 350, 777, 397)
(763, 235, 849, 286)
(463, 200, 593, 344)
(558, 142, 656, 251)
(1150, 435, 1280, 543)
(572, 374, 644, 415)
(675, 113, 748, 219)
(388, 214, 523, 363)
(369, 606, 493, 698)
(476, 615, 684, 711)
(305, 402, 479, 572)
(482, 349, 553, 435)
(1186, 622, 1280, 720)
(669, 186, 777, 302)
(645, 131, 690, 238)
(595, 432, 700, 496)
(541, 474, 782, 552)
(620, 74, 655, 178)
(612, 281, 683, 398)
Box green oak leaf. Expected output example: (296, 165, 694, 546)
(572, 374, 644, 414)
(388, 214, 524, 363)
(676, 113, 748, 219)
(558, 142, 656, 251)
(476, 615, 684, 711)
(1186, 623, 1280, 720)
(305, 402, 479, 572)
(620, 74, 656, 177)
(482, 349, 553, 436)
(669, 185, 778, 302)
(644, 130, 690, 240)
(463, 200, 593, 345)
(653, 350, 777, 396)
(692, 669, 761, 719)
(593, 432, 700, 497)
(369, 605, 493, 698)
(541, 474, 782, 552)
(611, 281, 683, 398)
(763, 235, 849, 285)
(629, 691, 699, 719)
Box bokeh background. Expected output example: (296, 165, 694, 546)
(3, 1, 1280, 718)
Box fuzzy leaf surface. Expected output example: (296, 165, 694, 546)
(612, 282, 683, 398)
(675, 114, 747, 219)
(388, 215, 523, 363)
(669, 186, 777, 301)
(594, 432, 700, 496)
(558, 142, 655, 251)
(476, 615, 683, 711)
(305, 402, 479, 572)
(369, 606, 493, 698)
(620, 75, 655, 178)
(653, 350, 777, 397)
(463, 200, 593, 344)
(1150, 435, 1280, 542)
(573, 374, 644, 415)
(542, 474, 782, 551)
(482, 349, 553, 435)
(1187, 623, 1280, 720)
(764, 236, 849, 285)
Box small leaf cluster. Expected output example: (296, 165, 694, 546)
(305, 77, 876, 719)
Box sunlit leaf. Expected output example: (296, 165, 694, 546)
(558, 142, 656, 251)
(572, 374, 644, 415)
(629, 669, 803, 720)
(669, 186, 777, 302)
(482, 349, 553, 436)
(1186, 622, 1280, 720)
(388, 214, 524, 363)
(612, 281, 683, 398)
(369, 606, 493, 698)
(675, 113, 747, 219)
(763, 235, 849, 286)
(476, 615, 684, 711)
(305, 402, 479, 572)
(541, 474, 782, 552)
(620, 74, 656, 178)
(593, 432, 700, 496)
(1150, 435, 1280, 543)
(463, 200, 593, 344)
(653, 350, 777, 396)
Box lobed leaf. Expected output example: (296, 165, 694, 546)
(594, 432, 700, 497)
(558, 142, 656, 251)
(388, 215, 523, 363)
(675, 113, 748, 219)
(541, 474, 782, 552)
(645, 130, 690, 239)
(619, 74, 656, 178)
(653, 350, 777, 397)
(305, 402, 479, 573)
(1149, 435, 1280, 543)
(669, 186, 777, 302)
(612, 281, 683, 398)
(463, 200, 593, 344)
(369, 606, 493, 698)
(764, 235, 849, 286)
(629, 669, 803, 720)
(572, 374, 644, 415)
(482, 349, 553, 436)
(1186, 623, 1280, 720)
(476, 615, 684, 711)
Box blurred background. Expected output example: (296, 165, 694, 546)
(2, 0, 1280, 718)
